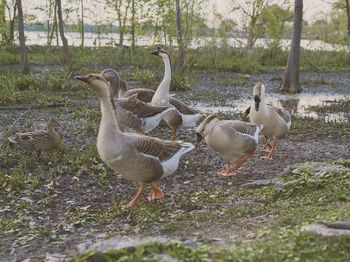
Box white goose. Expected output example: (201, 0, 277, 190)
(249, 82, 292, 160)
(196, 115, 263, 176)
(74, 73, 195, 208)
(149, 47, 202, 139)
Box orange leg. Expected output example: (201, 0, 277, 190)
(147, 182, 165, 201)
(261, 136, 272, 152)
(217, 161, 235, 177)
(122, 187, 144, 208)
(261, 139, 277, 160)
(171, 128, 177, 140)
(232, 153, 253, 171)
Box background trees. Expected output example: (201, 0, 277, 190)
(280, 0, 303, 93)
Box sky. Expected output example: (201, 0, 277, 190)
(22, 0, 337, 27)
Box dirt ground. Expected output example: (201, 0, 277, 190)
(0, 71, 349, 261)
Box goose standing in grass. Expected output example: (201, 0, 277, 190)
(101, 69, 172, 134)
(74, 73, 195, 208)
(103, 48, 202, 139)
(196, 115, 263, 176)
(8, 120, 61, 157)
(249, 82, 292, 160)
(148, 47, 202, 139)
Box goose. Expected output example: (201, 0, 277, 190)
(249, 82, 292, 160)
(196, 115, 263, 176)
(101, 69, 173, 134)
(8, 120, 61, 157)
(103, 47, 202, 140)
(74, 73, 195, 208)
(149, 47, 202, 138)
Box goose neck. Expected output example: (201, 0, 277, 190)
(155, 55, 172, 97)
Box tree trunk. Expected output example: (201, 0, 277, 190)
(0, 0, 5, 43)
(279, 0, 303, 94)
(131, 0, 135, 48)
(7, 3, 17, 45)
(345, 0, 350, 35)
(56, 0, 71, 66)
(17, 0, 29, 74)
(175, 0, 185, 73)
(80, 0, 84, 47)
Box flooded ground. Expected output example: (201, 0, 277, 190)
(0, 71, 349, 260)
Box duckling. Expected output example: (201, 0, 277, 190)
(74, 73, 195, 208)
(8, 120, 61, 157)
(249, 82, 292, 160)
(196, 115, 263, 176)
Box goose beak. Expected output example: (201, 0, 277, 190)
(74, 75, 90, 83)
(195, 132, 203, 147)
(254, 95, 261, 111)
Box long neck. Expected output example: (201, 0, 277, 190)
(98, 95, 122, 136)
(154, 55, 172, 98)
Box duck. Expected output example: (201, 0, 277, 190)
(196, 115, 263, 176)
(101, 69, 172, 134)
(248, 82, 292, 160)
(8, 120, 61, 157)
(74, 73, 195, 208)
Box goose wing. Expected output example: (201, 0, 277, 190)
(169, 97, 199, 115)
(115, 106, 143, 133)
(124, 88, 155, 102)
(132, 135, 182, 161)
(269, 106, 292, 123)
(220, 120, 259, 137)
(116, 96, 170, 117)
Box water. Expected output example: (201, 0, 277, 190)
(196, 93, 350, 122)
(22, 31, 348, 52)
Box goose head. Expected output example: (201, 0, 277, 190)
(47, 119, 60, 130)
(150, 46, 169, 60)
(195, 115, 218, 146)
(100, 69, 126, 98)
(253, 82, 265, 111)
(74, 74, 111, 101)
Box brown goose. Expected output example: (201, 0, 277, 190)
(196, 115, 263, 176)
(249, 82, 292, 160)
(8, 120, 61, 157)
(101, 69, 172, 134)
(74, 73, 195, 208)
(102, 48, 202, 139)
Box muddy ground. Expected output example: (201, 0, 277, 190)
(0, 71, 349, 261)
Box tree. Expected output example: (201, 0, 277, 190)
(80, 0, 84, 47)
(176, 0, 185, 73)
(16, 0, 29, 74)
(232, 0, 269, 49)
(56, 0, 71, 66)
(279, 0, 303, 94)
(107, 0, 132, 46)
(0, 0, 6, 43)
(258, 4, 293, 41)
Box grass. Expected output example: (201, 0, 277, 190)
(69, 161, 350, 261)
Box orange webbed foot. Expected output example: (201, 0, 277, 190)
(147, 182, 164, 201)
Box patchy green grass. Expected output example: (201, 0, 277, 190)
(307, 99, 350, 114)
(69, 161, 350, 261)
(288, 115, 349, 140)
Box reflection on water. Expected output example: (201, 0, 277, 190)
(196, 93, 350, 123)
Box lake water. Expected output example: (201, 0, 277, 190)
(23, 31, 347, 52)
(196, 93, 350, 122)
